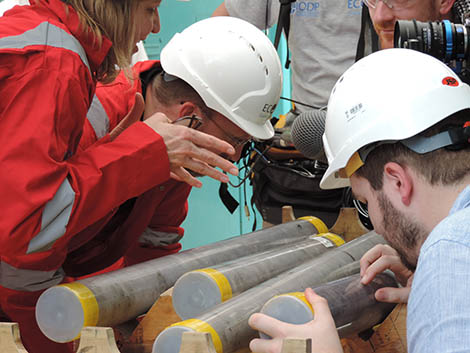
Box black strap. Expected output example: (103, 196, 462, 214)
(371, 12, 379, 53)
(248, 147, 271, 231)
(274, 0, 296, 69)
(250, 192, 258, 231)
(355, 6, 379, 61)
(218, 182, 239, 214)
(355, 5, 368, 61)
(139, 63, 163, 120)
(140, 64, 162, 102)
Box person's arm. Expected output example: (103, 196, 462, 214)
(0, 67, 147, 353)
(407, 237, 470, 352)
(360, 244, 413, 303)
(124, 180, 192, 266)
(79, 65, 145, 152)
(0, 64, 170, 276)
(0, 63, 234, 338)
(248, 288, 343, 353)
(142, 112, 238, 187)
(82, 77, 239, 188)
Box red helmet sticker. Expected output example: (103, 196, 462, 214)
(442, 77, 459, 86)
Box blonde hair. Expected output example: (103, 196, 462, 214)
(62, 0, 138, 83)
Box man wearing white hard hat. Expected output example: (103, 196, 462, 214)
(63, 16, 282, 275)
(248, 48, 470, 353)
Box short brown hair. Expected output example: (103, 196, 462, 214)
(151, 72, 215, 118)
(62, 0, 138, 83)
(355, 109, 470, 190)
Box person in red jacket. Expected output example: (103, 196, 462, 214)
(67, 16, 284, 275)
(0, 2, 246, 353)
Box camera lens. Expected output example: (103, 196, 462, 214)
(394, 19, 469, 61)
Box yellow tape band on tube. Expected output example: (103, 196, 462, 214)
(297, 216, 328, 234)
(171, 319, 223, 353)
(59, 282, 99, 340)
(196, 268, 233, 302)
(318, 232, 345, 247)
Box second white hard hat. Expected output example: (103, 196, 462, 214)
(321, 48, 470, 189)
(160, 16, 283, 140)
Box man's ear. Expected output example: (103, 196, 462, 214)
(178, 102, 202, 118)
(383, 162, 413, 206)
(439, 0, 455, 18)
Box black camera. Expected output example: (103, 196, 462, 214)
(394, 19, 470, 62)
(394, 19, 470, 82)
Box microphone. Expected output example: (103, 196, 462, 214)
(453, 0, 470, 24)
(291, 109, 327, 163)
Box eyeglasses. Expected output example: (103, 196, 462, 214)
(363, 0, 411, 10)
(172, 115, 203, 129)
(173, 114, 252, 150)
(205, 115, 252, 150)
(228, 135, 252, 150)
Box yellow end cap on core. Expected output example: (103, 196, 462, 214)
(297, 216, 328, 234)
(195, 268, 233, 302)
(59, 282, 99, 340)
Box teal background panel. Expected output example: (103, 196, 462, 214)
(145, 0, 292, 250)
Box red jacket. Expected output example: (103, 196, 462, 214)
(0, 2, 170, 352)
(65, 61, 191, 276)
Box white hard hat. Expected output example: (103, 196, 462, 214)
(160, 16, 283, 140)
(321, 48, 470, 190)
